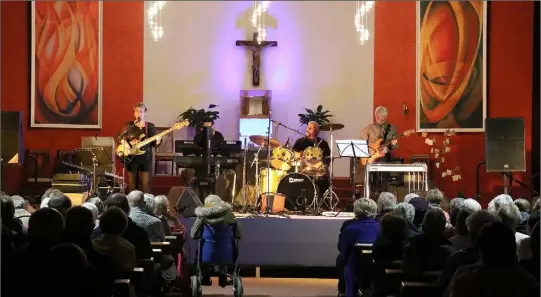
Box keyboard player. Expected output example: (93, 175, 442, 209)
(191, 122, 226, 198)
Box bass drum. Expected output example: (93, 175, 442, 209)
(277, 173, 317, 211)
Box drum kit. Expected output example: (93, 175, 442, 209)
(243, 122, 345, 213)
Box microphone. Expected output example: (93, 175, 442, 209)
(284, 137, 290, 148)
(134, 116, 141, 124)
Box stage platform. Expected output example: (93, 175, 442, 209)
(180, 212, 354, 267)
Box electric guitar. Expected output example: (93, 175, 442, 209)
(360, 129, 416, 166)
(116, 120, 189, 162)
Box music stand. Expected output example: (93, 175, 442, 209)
(336, 140, 371, 198)
(74, 148, 114, 196)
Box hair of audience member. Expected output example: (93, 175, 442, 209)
(353, 197, 378, 219)
(28, 208, 64, 243)
(1, 193, 15, 221)
(143, 193, 155, 215)
(496, 203, 522, 232)
(106, 193, 130, 214)
(99, 207, 128, 235)
(127, 190, 145, 208)
(449, 198, 465, 226)
(488, 194, 513, 212)
(154, 195, 169, 217)
(393, 202, 415, 223)
(87, 197, 105, 215)
(10, 195, 26, 209)
(380, 213, 409, 242)
(462, 198, 482, 213)
(529, 222, 540, 259)
(40, 197, 51, 209)
(527, 211, 540, 234)
(455, 209, 474, 236)
(41, 188, 63, 201)
(422, 209, 447, 236)
(65, 206, 95, 239)
(514, 198, 531, 213)
(478, 221, 517, 265)
(204, 194, 223, 206)
(466, 210, 497, 246)
(426, 189, 444, 206)
(403, 192, 420, 203)
(377, 192, 397, 212)
(48, 193, 72, 216)
(81, 202, 99, 223)
(533, 197, 540, 212)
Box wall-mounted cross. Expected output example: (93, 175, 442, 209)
(236, 32, 278, 87)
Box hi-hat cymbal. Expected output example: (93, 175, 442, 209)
(320, 123, 345, 131)
(249, 135, 281, 148)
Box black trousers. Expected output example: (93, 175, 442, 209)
(125, 157, 151, 193)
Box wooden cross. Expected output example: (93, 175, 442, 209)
(236, 32, 278, 87)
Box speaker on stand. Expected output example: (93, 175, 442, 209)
(485, 117, 526, 194)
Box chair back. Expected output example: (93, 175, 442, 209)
(201, 223, 236, 264)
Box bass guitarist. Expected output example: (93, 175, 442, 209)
(118, 102, 162, 193)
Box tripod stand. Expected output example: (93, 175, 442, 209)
(320, 127, 339, 210)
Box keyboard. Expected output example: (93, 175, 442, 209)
(174, 156, 241, 169)
(366, 163, 427, 173)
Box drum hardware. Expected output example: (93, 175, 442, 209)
(318, 123, 343, 211)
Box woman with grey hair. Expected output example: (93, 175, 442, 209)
(87, 197, 105, 216)
(393, 202, 419, 237)
(153, 195, 187, 237)
(487, 194, 513, 212)
(496, 204, 529, 247)
(143, 193, 155, 215)
(449, 198, 465, 227)
(462, 198, 481, 213)
(376, 192, 397, 221)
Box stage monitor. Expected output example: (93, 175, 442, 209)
(485, 117, 525, 172)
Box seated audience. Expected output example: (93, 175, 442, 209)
(515, 198, 531, 234)
(40, 188, 64, 209)
(462, 198, 482, 212)
(426, 189, 450, 221)
(403, 192, 420, 203)
(402, 209, 455, 279)
(448, 222, 538, 297)
(371, 213, 409, 297)
(519, 222, 540, 280)
(393, 202, 419, 237)
(65, 206, 114, 297)
(11, 195, 32, 227)
(42, 243, 100, 297)
(47, 192, 72, 217)
(154, 195, 187, 236)
(92, 193, 152, 259)
(518, 211, 540, 260)
(88, 197, 105, 216)
(449, 209, 474, 250)
(128, 190, 166, 242)
(496, 204, 529, 248)
(439, 210, 495, 288)
(82, 202, 99, 223)
(532, 197, 540, 214)
(1, 194, 27, 249)
(92, 206, 136, 277)
(143, 193, 156, 215)
(487, 194, 513, 212)
(449, 197, 465, 227)
(408, 197, 429, 228)
(376, 192, 397, 221)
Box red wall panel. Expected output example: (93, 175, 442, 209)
(374, 1, 534, 206)
(1, 2, 144, 194)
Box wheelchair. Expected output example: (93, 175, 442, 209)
(191, 223, 244, 297)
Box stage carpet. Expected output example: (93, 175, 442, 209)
(180, 213, 353, 267)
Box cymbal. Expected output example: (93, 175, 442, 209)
(249, 135, 281, 148)
(320, 123, 345, 131)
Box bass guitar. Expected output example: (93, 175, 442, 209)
(116, 120, 189, 163)
(360, 129, 416, 166)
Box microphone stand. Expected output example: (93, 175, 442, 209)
(271, 120, 304, 137)
(264, 111, 272, 214)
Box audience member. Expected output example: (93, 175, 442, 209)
(154, 195, 187, 236)
(82, 202, 99, 223)
(92, 207, 136, 277)
(127, 190, 166, 242)
(496, 204, 529, 248)
(393, 202, 419, 237)
(518, 211, 540, 260)
(519, 222, 540, 280)
(449, 197, 465, 227)
(402, 209, 455, 279)
(93, 193, 152, 259)
(1, 194, 27, 248)
(11, 195, 32, 227)
(449, 209, 474, 250)
(426, 189, 450, 221)
(448, 222, 538, 297)
(408, 197, 429, 228)
(403, 192, 420, 203)
(88, 197, 105, 215)
(487, 194, 513, 212)
(143, 193, 156, 215)
(439, 210, 495, 288)
(462, 198, 482, 212)
(515, 198, 531, 234)
(376, 192, 397, 221)
(336, 198, 380, 297)
(48, 192, 72, 217)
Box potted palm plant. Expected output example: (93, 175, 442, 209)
(298, 105, 333, 126)
(178, 104, 220, 130)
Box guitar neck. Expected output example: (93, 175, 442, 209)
(136, 127, 174, 148)
(380, 132, 405, 148)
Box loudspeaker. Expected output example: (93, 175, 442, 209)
(485, 117, 526, 172)
(1, 111, 24, 165)
(167, 186, 201, 218)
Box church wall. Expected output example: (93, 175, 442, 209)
(143, 1, 375, 177)
(374, 1, 535, 205)
(1, 2, 145, 193)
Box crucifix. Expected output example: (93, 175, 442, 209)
(236, 32, 278, 87)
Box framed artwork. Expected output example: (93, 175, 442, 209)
(416, 1, 488, 132)
(31, 2, 102, 128)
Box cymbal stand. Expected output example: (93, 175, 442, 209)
(251, 144, 264, 208)
(320, 127, 339, 210)
(264, 111, 272, 214)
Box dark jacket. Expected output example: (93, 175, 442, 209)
(92, 218, 152, 260)
(402, 234, 455, 280)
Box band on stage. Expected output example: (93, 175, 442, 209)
(114, 103, 407, 212)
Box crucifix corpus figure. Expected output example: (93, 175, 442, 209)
(236, 32, 278, 87)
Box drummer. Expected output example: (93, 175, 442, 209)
(292, 121, 331, 194)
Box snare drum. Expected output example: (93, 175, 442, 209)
(302, 146, 323, 164)
(277, 173, 317, 211)
(270, 147, 294, 171)
(259, 168, 285, 194)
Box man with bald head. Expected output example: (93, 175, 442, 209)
(127, 190, 165, 242)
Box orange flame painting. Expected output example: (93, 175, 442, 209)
(417, 1, 487, 132)
(31, 2, 101, 128)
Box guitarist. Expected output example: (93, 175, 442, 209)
(358, 106, 398, 192)
(118, 102, 162, 193)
